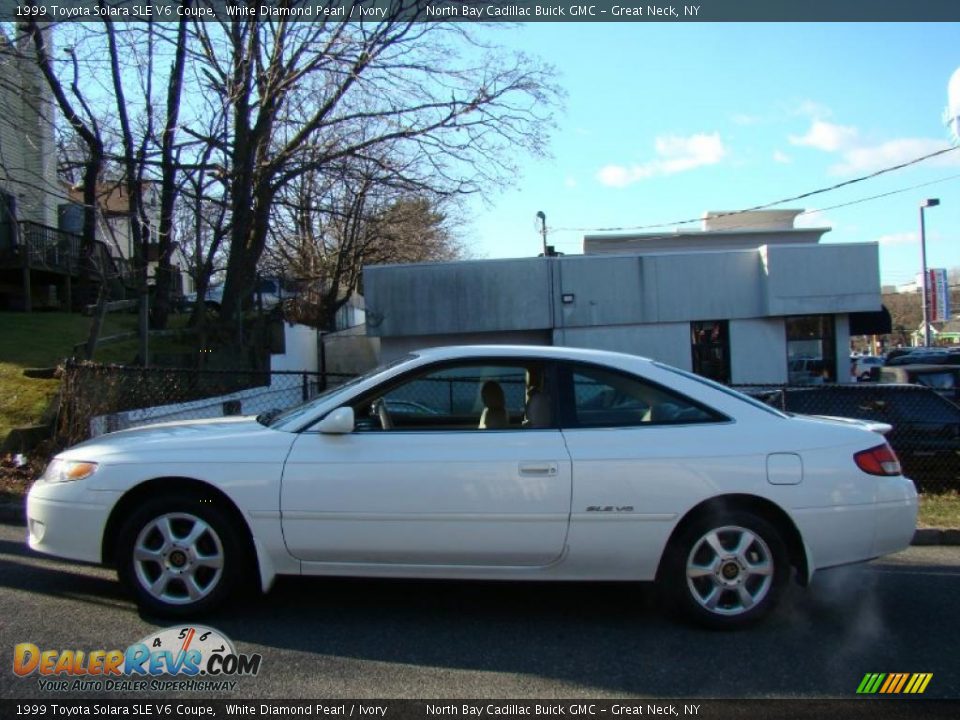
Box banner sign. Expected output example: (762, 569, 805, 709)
(928, 268, 950, 323)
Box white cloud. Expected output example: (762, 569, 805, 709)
(783, 102, 959, 175)
(596, 133, 726, 187)
(789, 120, 859, 152)
(830, 138, 960, 175)
(564, 175, 577, 189)
(792, 100, 834, 119)
(732, 113, 763, 126)
(596, 165, 631, 187)
(773, 150, 792, 164)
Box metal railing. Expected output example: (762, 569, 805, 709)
(18, 221, 81, 272)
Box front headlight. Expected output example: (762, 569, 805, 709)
(42, 459, 99, 483)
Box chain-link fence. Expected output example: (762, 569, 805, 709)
(57, 361, 353, 446)
(54, 363, 959, 494)
(736, 383, 960, 493)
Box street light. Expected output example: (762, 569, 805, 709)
(920, 198, 941, 347)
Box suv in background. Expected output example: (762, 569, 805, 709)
(753, 384, 960, 491)
(876, 364, 960, 404)
(886, 349, 960, 366)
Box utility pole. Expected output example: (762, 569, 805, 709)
(536, 211, 547, 257)
(919, 198, 940, 347)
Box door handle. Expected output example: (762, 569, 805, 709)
(519, 463, 558, 476)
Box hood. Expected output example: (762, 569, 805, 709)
(61, 415, 289, 460)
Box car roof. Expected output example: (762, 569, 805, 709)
(882, 364, 960, 371)
(410, 344, 655, 366)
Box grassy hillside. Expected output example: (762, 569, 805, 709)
(0, 312, 139, 440)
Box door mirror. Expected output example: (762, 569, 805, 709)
(317, 406, 355, 434)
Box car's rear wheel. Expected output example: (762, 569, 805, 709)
(660, 510, 789, 629)
(117, 496, 246, 617)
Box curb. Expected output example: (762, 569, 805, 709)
(911, 527, 960, 546)
(1, 499, 959, 546)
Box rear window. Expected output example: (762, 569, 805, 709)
(655, 363, 787, 419)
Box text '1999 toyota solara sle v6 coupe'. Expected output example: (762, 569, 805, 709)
(27, 346, 917, 628)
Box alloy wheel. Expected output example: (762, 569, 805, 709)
(132, 512, 225, 605)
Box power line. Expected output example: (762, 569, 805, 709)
(540, 168, 960, 251)
(553, 144, 960, 235)
(802, 172, 960, 217)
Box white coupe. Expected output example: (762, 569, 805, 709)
(27, 346, 917, 628)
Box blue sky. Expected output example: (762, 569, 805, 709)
(464, 22, 960, 287)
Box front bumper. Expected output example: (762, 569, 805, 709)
(26, 480, 120, 564)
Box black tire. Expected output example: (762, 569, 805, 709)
(116, 494, 247, 617)
(659, 510, 789, 630)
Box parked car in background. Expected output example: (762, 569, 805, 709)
(755, 384, 960, 491)
(27, 345, 916, 629)
(182, 277, 287, 312)
(851, 355, 883, 381)
(788, 356, 827, 385)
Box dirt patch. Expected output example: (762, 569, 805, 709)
(0, 449, 48, 499)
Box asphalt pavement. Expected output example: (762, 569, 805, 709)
(1, 519, 960, 702)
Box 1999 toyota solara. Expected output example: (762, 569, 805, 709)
(27, 346, 917, 628)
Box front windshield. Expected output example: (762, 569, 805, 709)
(263, 354, 415, 430)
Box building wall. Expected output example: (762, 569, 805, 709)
(0, 27, 60, 227)
(322, 328, 381, 378)
(762, 244, 880, 316)
(729, 318, 787, 384)
(366, 258, 552, 338)
(834, 314, 852, 381)
(555, 323, 692, 370)
(363, 236, 882, 385)
(380, 330, 552, 363)
(271, 322, 319, 374)
(366, 243, 880, 338)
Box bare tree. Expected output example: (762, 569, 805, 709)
(266, 154, 463, 330)
(191, 7, 558, 333)
(24, 20, 105, 309)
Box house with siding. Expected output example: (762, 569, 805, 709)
(0, 26, 191, 311)
(0, 25, 74, 310)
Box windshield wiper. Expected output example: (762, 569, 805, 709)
(256, 408, 282, 426)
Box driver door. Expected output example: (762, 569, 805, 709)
(280, 361, 572, 567)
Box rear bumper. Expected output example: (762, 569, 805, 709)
(794, 476, 918, 575)
(872, 476, 919, 557)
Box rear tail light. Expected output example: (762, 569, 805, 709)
(854, 443, 902, 476)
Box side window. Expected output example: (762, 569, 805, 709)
(564, 364, 721, 428)
(353, 363, 544, 431)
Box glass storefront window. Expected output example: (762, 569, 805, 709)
(786, 315, 836, 384)
(691, 320, 731, 384)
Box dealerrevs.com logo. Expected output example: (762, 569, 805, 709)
(13, 626, 262, 693)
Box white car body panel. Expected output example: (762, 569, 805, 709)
(282, 429, 572, 566)
(26, 345, 918, 606)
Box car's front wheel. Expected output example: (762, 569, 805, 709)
(117, 496, 246, 616)
(660, 510, 789, 629)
